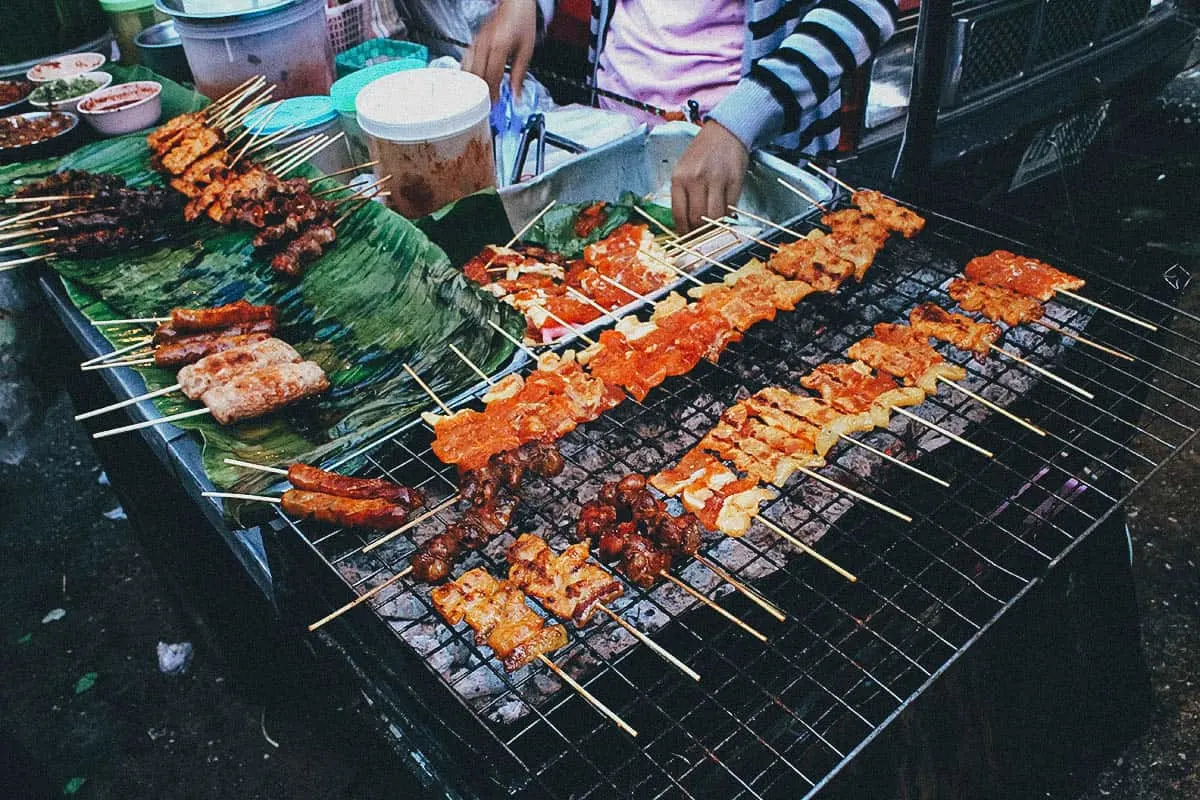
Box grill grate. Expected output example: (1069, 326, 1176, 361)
(277, 198, 1198, 799)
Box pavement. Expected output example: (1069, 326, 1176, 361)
(2, 67, 1199, 800)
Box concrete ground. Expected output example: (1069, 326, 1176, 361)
(2, 67, 1199, 800)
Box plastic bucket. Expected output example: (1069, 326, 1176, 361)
(160, 0, 334, 101)
(329, 60, 425, 166)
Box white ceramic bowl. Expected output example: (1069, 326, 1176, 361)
(77, 81, 163, 136)
(26, 52, 107, 83)
(27, 72, 114, 114)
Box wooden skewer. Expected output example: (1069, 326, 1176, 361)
(635, 246, 706, 287)
(632, 206, 676, 237)
(403, 363, 453, 415)
(205, 76, 263, 114)
(259, 134, 323, 170)
(534, 305, 597, 347)
(309, 160, 381, 183)
(80, 337, 153, 367)
(313, 173, 391, 198)
(634, 210, 737, 275)
(988, 344, 1096, 400)
(595, 604, 700, 681)
(308, 567, 415, 632)
(776, 178, 829, 212)
(729, 205, 804, 239)
(0, 225, 58, 243)
(93, 316, 169, 326)
(1057, 288, 1158, 332)
(279, 132, 346, 178)
(4, 194, 94, 205)
(74, 383, 181, 421)
(0, 205, 52, 228)
(803, 162, 857, 194)
(836, 434, 951, 488)
(1033, 318, 1135, 362)
(0, 253, 52, 272)
(6, 205, 121, 228)
(272, 134, 333, 175)
(223, 457, 288, 476)
(80, 356, 155, 370)
(752, 515, 858, 582)
(202, 490, 279, 503)
(692, 553, 786, 622)
(797, 466, 912, 523)
(936, 376, 1047, 436)
(596, 272, 651, 301)
(361, 496, 459, 553)
(658, 570, 767, 642)
(0, 237, 55, 254)
(537, 654, 638, 736)
(481, 200, 558, 271)
(487, 319, 541, 360)
(92, 407, 210, 439)
(449, 343, 495, 385)
(700, 215, 779, 252)
(218, 86, 275, 132)
(239, 122, 307, 163)
(225, 100, 278, 161)
(890, 404, 995, 458)
(331, 190, 380, 228)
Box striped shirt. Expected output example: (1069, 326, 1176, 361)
(581, 0, 899, 156)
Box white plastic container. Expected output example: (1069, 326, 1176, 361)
(355, 69, 495, 218)
(157, 0, 334, 101)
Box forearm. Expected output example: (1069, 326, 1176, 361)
(710, 0, 899, 152)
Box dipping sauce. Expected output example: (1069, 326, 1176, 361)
(355, 69, 494, 218)
(0, 80, 34, 107)
(0, 112, 75, 149)
(78, 82, 160, 113)
(26, 53, 107, 83)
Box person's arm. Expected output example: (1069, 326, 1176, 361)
(673, 0, 898, 231)
(463, 0, 555, 102)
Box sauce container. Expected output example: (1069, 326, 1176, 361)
(99, 0, 169, 65)
(355, 69, 494, 218)
(330, 60, 426, 167)
(156, 0, 334, 100)
(243, 96, 350, 179)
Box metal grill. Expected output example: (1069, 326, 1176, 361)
(953, 0, 1153, 104)
(274, 197, 1198, 799)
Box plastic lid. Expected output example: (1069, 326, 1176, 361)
(243, 96, 335, 134)
(100, 0, 156, 12)
(330, 60, 425, 115)
(356, 69, 490, 143)
(155, 0, 309, 23)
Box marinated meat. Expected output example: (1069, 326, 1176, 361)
(155, 331, 272, 369)
(286, 463, 424, 507)
(280, 489, 409, 532)
(947, 278, 1044, 326)
(200, 360, 329, 424)
(170, 299, 277, 333)
(177, 337, 302, 399)
(909, 302, 1001, 357)
(963, 250, 1085, 302)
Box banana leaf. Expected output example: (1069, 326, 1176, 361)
(1, 69, 525, 498)
(521, 191, 675, 259)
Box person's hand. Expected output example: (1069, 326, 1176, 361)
(463, 0, 539, 102)
(671, 120, 749, 233)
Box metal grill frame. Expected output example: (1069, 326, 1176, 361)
(268, 194, 1198, 800)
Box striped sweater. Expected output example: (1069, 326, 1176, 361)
(580, 0, 899, 156)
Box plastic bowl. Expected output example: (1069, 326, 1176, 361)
(28, 72, 114, 114)
(0, 111, 81, 164)
(26, 52, 108, 83)
(0, 80, 35, 115)
(77, 81, 163, 136)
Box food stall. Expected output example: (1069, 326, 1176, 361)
(2, 9, 1198, 800)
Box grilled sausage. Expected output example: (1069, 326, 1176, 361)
(280, 489, 408, 532)
(170, 299, 277, 333)
(153, 317, 276, 344)
(200, 361, 329, 424)
(177, 338, 302, 399)
(154, 331, 272, 368)
(286, 463, 425, 508)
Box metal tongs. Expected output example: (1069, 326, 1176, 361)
(509, 113, 588, 185)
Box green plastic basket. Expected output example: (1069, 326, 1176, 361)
(334, 38, 428, 79)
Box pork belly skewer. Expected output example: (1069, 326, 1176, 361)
(909, 302, 1096, 400)
(507, 534, 701, 681)
(963, 249, 1157, 332)
(800, 164, 928, 239)
(447, 344, 787, 623)
(432, 567, 638, 736)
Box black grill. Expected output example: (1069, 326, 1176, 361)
(954, 0, 1152, 103)
(275, 198, 1197, 799)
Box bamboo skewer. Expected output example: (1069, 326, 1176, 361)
(223, 457, 287, 475)
(202, 491, 279, 503)
(361, 496, 459, 553)
(700, 215, 779, 252)
(403, 363, 452, 414)
(803, 162, 857, 194)
(752, 516, 858, 582)
(240, 122, 306, 163)
(0, 253, 52, 271)
(836, 434, 951, 488)
(0, 226, 58, 243)
(537, 654, 638, 736)
(487, 319, 541, 360)
(0, 205, 52, 228)
(0, 237, 55, 254)
(595, 604, 700, 681)
(92, 407, 210, 439)
(259, 134, 323, 170)
(80, 357, 155, 370)
(204, 76, 263, 116)
(1057, 288, 1158, 332)
(308, 567, 415, 632)
(74, 383, 182, 421)
(310, 160, 380, 183)
(279, 132, 346, 177)
(1034, 318, 1135, 362)
(4, 194, 94, 205)
(481, 200, 558, 271)
(937, 376, 1047, 436)
(729, 205, 805, 239)
(693, 554, 786, 622)
(313, 173, 391, 199)
(890, 404, 995, 458)
(797, 466, 912, 522)
(273, 134, 334, 175)
(449, 343, 494, 384)
(225, 99, 279, 161)
(989, 345, 1096, 400)
(80, 337, 153, 367)
(331, 189, 382, 228)
(93, 316, 169, 326)
(775, 178, 829, 212)
(658, 570, 767, 642)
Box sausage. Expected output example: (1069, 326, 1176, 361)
(286, 463, 425, 508)
(201, 361, 329, 425)
(170, 299, 277, 333)
(177, 338, 302, 399)
(153, 317, 276, 344)
(280, 489, 408, 532)
(154, 331, 272, 368)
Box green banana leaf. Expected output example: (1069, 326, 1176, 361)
(521, 191, 675, 259)
(1, 68, 524, 498)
